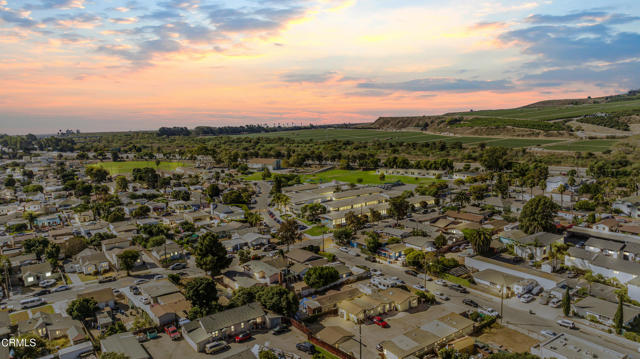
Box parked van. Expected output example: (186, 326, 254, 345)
(557, 319, 575, 329)
(205, 341, 229, 354)
(20, 297, 45, 309)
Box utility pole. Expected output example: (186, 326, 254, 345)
(500, 275, 505, 324)
(359, 319, 362, 359)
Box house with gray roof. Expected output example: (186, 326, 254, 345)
(100, 332, 150, 359)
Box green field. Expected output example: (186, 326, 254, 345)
(544, 139, 619, 152)
(91, 161, 189, 174)
(300, 169, 440, 185)
(481, 138, 562, 148)
(453, 98, 640, 121)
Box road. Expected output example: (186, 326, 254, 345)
(251, 181, 279, 228)
(325, 246, 640, 358)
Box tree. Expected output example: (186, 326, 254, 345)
(131, 205, 150, 218)
(261, 167, 272, 180)
(494, 173, 509, 199)
(453, 191, 470, 208)
(464, 228, 492, 256)
(365, 232, 382, 254)
(333, 227, 353, 245)
(470, 184, 489, 201)
(406, 250, 425, 269)
(557, 184, 566, 209)
(63, 236, 88, 257)
(67, 297, 98, 320)
(304, 266, 340, 288)
(45, 243, 61, 271)
(10, 333, 48, 359)
(480, 146, 510, 172)
(276, 218, 303, 252)
(194, 233, 232, 277)
(23, 211, 37, 229)
(300, 203, 327, 222)
(519, 195, 559, 234)
(562, 287, 571, 316)
(205, 183, 221, 202)
(184, 277, 218, 310)
(115, 176, 128, 192)
(168, 273, 181, 285)
(344, 211, 366, 231)
(85, 166, 109, 183)
(434, 234, 447, 249)
(255, 285, 298, 316)
(438, 347, 466, 359)
(23, 237, 50, 260)
(614, 295, 624, 334)
(259, 350, 278, 359)
(117, 250, 141, 276)
(389, 195, 410, 224)
(245, 211, 262, 227)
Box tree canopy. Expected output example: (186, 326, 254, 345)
(194, 232, 232, 277)
(519, 195, 559, 234)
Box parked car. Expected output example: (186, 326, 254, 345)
(112, 288, 121, 296)
(540, 330, 557, 337)
(296, 342, 316, 354)
(142, 297, 151, 305)
(235, 332, 252, 343)
(435, 279, 447, 286)
(34, 289, 50, 297)
(373, 316, 389, 328)
(520, 294, 534, 303)
(178, 318, 191, 327)
(376, 344, 384, 352)
(134, 278, 148, 285)
(39, 279, 56, 288)
(417, 273, 432, 281)
(405, 270, 418, 277)
(130, 286, 141, 295)
(567, 271, 577, 278)
(370, 269, 382, 276)
(435, 292, 449, 301)
(164, 325, 181, 340)
(531, 285, 543, 296)
(146, 330, 158, 339)
(365, 256, 377, 263)
(272, 325, 290, 335)
(463, 299, 478, 307)
(549, 298, 562, 308)
(263, 244, 277, 251)
(557, 319, 575, 329)
(413, 284, 426, 291)
(339, 247, 350, 253)
(169, 262, 187, 270)
(137, 333, 148, 343)
(153, 274, 164, 280)
(98, 275, 116, 283)
(205, 341, 229, 354)
(480, 308, 500, 317)
(53, 285, 71, 292)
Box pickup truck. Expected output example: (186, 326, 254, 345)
(164, 325, 181, 340)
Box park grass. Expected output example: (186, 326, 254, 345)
(300, 169, 440, 185)
(242, 172, 265, 181)
(304, 225, 329, 236)
(544, 139, 619, 152)
(89, 161, 189, 175)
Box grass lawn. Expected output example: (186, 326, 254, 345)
(305, 225, 329, 236)
(89, 160, 189, 175)
(482, 138, 562, 148)
(77, 273, 99, 282)
(10, 310, 29, 324)
(301, 169, 440, 185)
(442, 274, 472, 287)
(313, 345, 341, 359)
(31, 304, 54, 316)
(242, 172, 265, 181)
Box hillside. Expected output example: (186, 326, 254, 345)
(369, 90, 640, 138)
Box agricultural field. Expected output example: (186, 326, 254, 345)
(299, 169, 440, 185)
(544, 139, 619, 152)
(453, 97, 640, 121)
(90, 161, 189, 175)
(240, 128, 553, 147)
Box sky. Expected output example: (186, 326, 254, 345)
(1, 0, 640, 134)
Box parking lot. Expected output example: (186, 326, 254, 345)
(142, 326, 311, 359)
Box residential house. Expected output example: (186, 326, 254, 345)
(531, 333, 626, 359)
(247, 158, 282, 171)
(182, 302, 278, 352)
(465, 255, 562, 290)
(100, 332, 150, 359)
(613, 196, 640, 218)
(21, 262, 58, 287)
(585, 237, 624, 258)
(223, 232, 270, 252)
(573, 296, 640, 328)
(500, 231, 563, 261)
(33, 214, 62, 228)
(77, 288, 116, 309)
(213, 205, 245, 221)
(150, 240, 184, 262)
(593, 218, 622, 233)
(140, 280, 181, 304)
(17, 312, 86, 345)
(73, 248, 110, 274)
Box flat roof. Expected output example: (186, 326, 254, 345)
(539, 333, 626, 359)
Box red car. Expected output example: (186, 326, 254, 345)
(235, 332, 252, 343)
(373, 316, 388, 328)
(164, 326, 181, 340)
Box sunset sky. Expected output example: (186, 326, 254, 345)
(1, 0, 639, 134)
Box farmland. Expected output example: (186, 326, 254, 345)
(89, 161, 189, 175)
(544, 139, 619, 152)
(239, 129, 562, 147)
(452, 97, 640, 121)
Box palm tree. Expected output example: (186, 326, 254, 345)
(557, 184, 566, 209)
(464, 228, 492, 256)
(23, 211, 36, 230)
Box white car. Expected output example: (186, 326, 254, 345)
(153, 274, 164, 280)
(540, 330, 557, 337)
(480, 308, 500, 317)
(413, 284, 426, 291)
(435, 292, 449, 301)
(520, 294, 534, 303)
(39, 279, 56, 288)
(549, 298, 562, 308)
(370, 269, 383, 276)
(339, 247, 350, 253)
(134, 279, 148, 285)
(557, 319, 575, 329)
(53, 285, 71, 292)
(435, 279, 447, 286)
